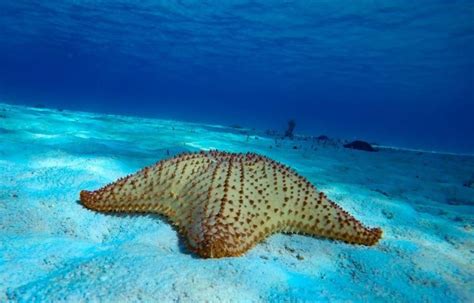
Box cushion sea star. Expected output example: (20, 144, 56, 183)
(80, 151, 382, 258)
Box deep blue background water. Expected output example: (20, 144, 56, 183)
(0, 1, 473, 153)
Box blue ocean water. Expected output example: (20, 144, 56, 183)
(0, 1, 473, 152)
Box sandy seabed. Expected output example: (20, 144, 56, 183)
(0, 103, 473, 302)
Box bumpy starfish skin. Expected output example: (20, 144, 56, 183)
(80, 151, 382, 258)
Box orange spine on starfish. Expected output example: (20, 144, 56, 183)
(80, 150, 382, 258)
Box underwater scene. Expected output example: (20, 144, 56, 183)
(0, 1, 473, 302)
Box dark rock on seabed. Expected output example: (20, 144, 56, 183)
(463, 178, 474, 188)
(344, 140, 377, 152)
(316, 135, 329, 141)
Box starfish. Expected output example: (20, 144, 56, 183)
(80, 151, 382, 258)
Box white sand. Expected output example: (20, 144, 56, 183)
(0, 103, 473, 302)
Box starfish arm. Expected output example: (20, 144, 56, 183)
(80, 152, 213, 220)
(285, 192, 383, 246)
(259, 159, 382, 246)
(79, 163, 176, 217)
